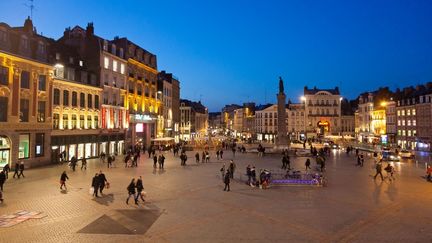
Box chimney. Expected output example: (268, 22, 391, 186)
(86, 22, 94, 37)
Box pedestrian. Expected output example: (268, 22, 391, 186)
(220, 163, 226, 179)
(426, 165, 432, 181)
(305, 158, 311, 171)
(250, 166, 256, 186)
(223, 171, 230, 191)
(2, 163, 10, 179)
(13, 161, 19, 179)
(18, 161, 25, 178)
(216, 150, 220, 160)
(158, 155, 163, 169)
(98, 170, 108, 194)
(220, 149, 224, 159)
(229, 160, 236, 179)
(160, 154, 165, 169)
(205, 151, 210, 163)
(281, 155, 287, 169)
(70, 156, 77, 171)
(357, 155, 361, 166)
(232, 147, 236, 157)
(107, 155, 112, 168)
(0, 171, 6, 191)
(135, 176, 145, 204)
(384, 163, 395, 181)
(126, 178, 136, 204)
(60, 171, 69, 190)
(153, 154, 158, 168)
(195, 152, 200, 163)
(201, 151, 205, 163)
(91, 173, 100, 197)
(374, 162, 384, 181)
(100, 152, 106, 163)
(360, 154, 364, 167)
(81, 157, 87, 170)
(286, 155, 291, 170)
(246, 165, 252, 185)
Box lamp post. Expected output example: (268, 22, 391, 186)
(301, 96, 306, 141)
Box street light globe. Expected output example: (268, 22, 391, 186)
(300, 96, 306, 101)
(381, 101, 387, 107)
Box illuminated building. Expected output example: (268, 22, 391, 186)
(158, 71, 180, 141)
(50, 42, 103, 161)
(221, 104, 241, 132)
(232, 103, 255, 139)
(112, 38, 160, 149)
(0, 18, 53, 168)
(179, 99, 208, 141)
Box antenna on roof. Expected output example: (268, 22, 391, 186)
(24, 0, 36, 20)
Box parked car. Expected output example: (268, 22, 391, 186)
(399, 150, 415, 159)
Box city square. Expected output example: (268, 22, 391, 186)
(1, 1, 432, 242)
(0, 148, 431, 242)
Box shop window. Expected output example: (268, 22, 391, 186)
(18, 134, 30, 159)
(53, 113, 59, 129)
(62, 114, 68, 129)
(63, 90, 69, 106)
(80, 115, 85, 129)
(94, 116, 99, 129)
(21, 71, 30, 89)
(38, 75, 46, 91)
(19, 99, 29, 122)
(54, 89, 60, 105)
(95, 95, 99, 109)
(0, 97, 7, 122)
(71, 115, 77, 129)
(37, 101, 46, 122)
(80, 93, 85, 107)
(87, 115, 92, 129)
(88, 94, 92, 108)
(72, 92, 78, 107)
(35, 133, 44, 157)
(0, 65, 8, 85)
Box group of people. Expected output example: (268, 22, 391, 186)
(220, 160, 237, 191)
(91, 171, 109, 197)
(125, 151, 140, 168)
(373, 160, 396, 181)
(126, 176, 146, 205)
(153, 153, 166, 169)
(195, 151, 210, 163)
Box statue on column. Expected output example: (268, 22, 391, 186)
(279, 76, 284, 93)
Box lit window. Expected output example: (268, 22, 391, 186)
(407, 120, 411, 126)
(397, 120, 401, 126)
(398, 130, 401, 136)
(401, 110, 405, 116)
(113, 60, 118, 72)
(79, 60, 83, 67)
(413, 120, 416, 126)
(120, 64, 125, 74)
(104, 57, 109, 69)
(413, 130, 416, 136)
(402, 130, 406, 136)
(412, 109, 416, 116)
(402, 120, 405, 126)
(407, 130, 411, 137)
(397, 110, 400, 116)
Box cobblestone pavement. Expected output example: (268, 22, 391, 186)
(0, 149, 431, 243)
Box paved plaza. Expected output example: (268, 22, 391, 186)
(0, 149, 431, 243)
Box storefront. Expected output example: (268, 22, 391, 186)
(126, 113, 157, 150)
(0, 136, 11, 169)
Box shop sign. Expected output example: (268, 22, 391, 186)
(134, 114, 154, 122)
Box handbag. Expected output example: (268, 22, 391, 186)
(106, 182, 110, 189)
(89, 187, 94, 195)
(141, 191, 147, 197)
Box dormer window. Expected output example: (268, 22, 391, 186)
(111, 44, 116, 55)
(119, 48, 124, 58)
(21, 35, 29, 50)
(103, 40, 108, 51)
(38, 42, 45, 54)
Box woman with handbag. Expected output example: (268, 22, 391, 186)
(60, 171, 69, 190)
(135, 176, 145, 204)
(126, 178, 136, 205)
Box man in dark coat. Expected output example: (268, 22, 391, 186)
(18, 161, 25, 178)
(135, 176, 145, 204)
(223, 171, 230, 191)
(2, 164, 10, 179)
(0, 171, 6, 191)
(91, 173, 100, 197)
(98, 170, 108, 194)
(12, 162, 19, 179)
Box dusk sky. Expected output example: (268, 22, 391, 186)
(1, 0, 432, 111)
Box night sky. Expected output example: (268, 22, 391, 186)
(1, 0, 432, 111)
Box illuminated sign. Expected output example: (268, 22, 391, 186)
(318, 121, 329, 126)
(134, 114, 154, 122)
(136, 123, 144, 133)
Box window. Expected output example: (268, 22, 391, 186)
(37, 101, 45, 122)
(38, 75, 46, 91)
(0, 29, 7, 43)
(62, 114, 68, 129)
(79, 60, 83, 67)
(407, 130, 411, 137)
(21, 71, 30, 89)
(53, 113, 59, 129)
(412, 109, 416, 116)
(398, 130, 401, 136)
(54, 65, 64, 78)
(19, 99, 29, 122)
(80, 93, 85, 107)
(35, 133, 44, 157)
(111, 44, 116, 55)
(103, 40, 108, 51)
(0, 65, 8, 85)
(21, 36, 29, 50)
(402, 130, 406, 136)
(104, 57, 109, 69)
(397, 120, 401, 126)
(56, 53, 60, 60)
(95, 95, 99, 109)
(71, 115, 77, 129)
(72, 92, 78, 106)
(413, 130, 416, 136)
(87, 115, 92, 129)
(413, 120, 416, 126)
(18, 134, 30, 159)
(120, 63, 125, 74)
(63, 90, 69, 106)
(104, 74, 109, 85)
(401, 110, 405, 116)
(80, 115, 85, 129)
(0, 97, 7, 122)
(88, 94, 93, 108)
(113, 60, 118, 72)
(402, 120, 405, 126)
(38, 42, 45, 54)
(397, 110, 400, 116)
(407, 109, 411, 116)
(407, 120, 411, 126)
(119, 48, 124, 58)
(94, 116, 99, 129)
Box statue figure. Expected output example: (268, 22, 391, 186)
(279, 76, 284, 93)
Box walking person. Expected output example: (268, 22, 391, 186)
(135, 176, 145, 204)
(220, 149, 224, 159)
(360, 154, 364, 167)
(70, 156, 77, 172)
(0, 171, 6, 191)
(229, 160, 236, 179)
(286, 155, 291, 170)
(18, 161, 25, 178)
(220, 163, 226, 179)
(373, 162, 384, 181)
(81, 157, 87, 170)
(153, 154, 158, 168)
(158, 155, 163, 169)
(107, 155, 112, 168)
(384, 163, 395, 181)
(60, 171, 69, 190)
(13, 161, 19, 179)
(98, 170, 108, 194)
(246, 165, 252, 185)
(223, 171, 231, 191)
(216, 150, 220, 160)
(305, 158, 311, 171)
(160, 154, 165, 169)
(281, 155, 287, 169)
(205, 151, 210, 163)
(126, 178, 136, 204)
(201, 151, 205, 163)
(91, 173, 100, 197)
(357, 155, 361, 166)
(195, 152, 200, 163)
(2, 163, 10, 179)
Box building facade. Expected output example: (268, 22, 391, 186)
(158, 71, 180, 141)
(0, 18, 53, 168)
(287, 103, 306, 140)
(179, 99, 208, 141)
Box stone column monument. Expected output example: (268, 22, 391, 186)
(276, 77, 288, 148)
